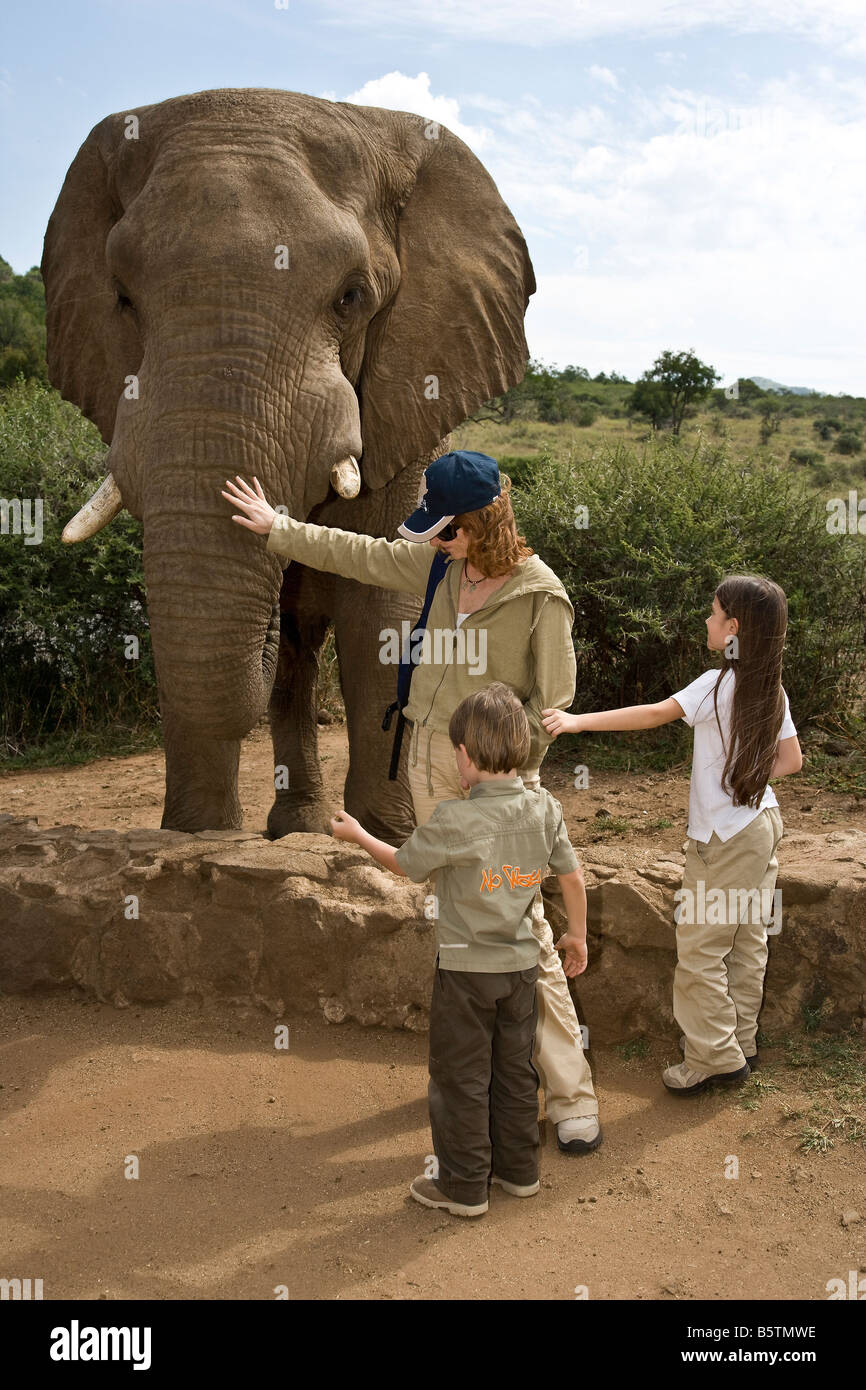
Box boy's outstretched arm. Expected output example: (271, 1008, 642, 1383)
(554, 866, 588, 977)
(542, 697, 685, 737)
(330, 810, 406, 876)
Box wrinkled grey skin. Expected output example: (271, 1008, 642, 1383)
(41, 89, 535, 841)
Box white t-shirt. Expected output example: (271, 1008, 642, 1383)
(673, 667, 797, 844)
(456, 611, 471, 629)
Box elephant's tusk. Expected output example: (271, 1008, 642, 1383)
(329, 455, 361, 499)
(61, 472, 125, 543)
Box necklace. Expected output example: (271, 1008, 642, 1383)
(461, 561, 488, 592)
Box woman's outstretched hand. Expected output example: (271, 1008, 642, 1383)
(221, 475, 277, 534)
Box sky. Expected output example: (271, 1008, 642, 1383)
(2, 0, 865, 394)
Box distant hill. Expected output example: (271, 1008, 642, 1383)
(749, 376, 819, 397)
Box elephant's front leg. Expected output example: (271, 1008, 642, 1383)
(161, 708, 243, 831)
(266, 561, 333, 838)
(332, 573, 421, 846)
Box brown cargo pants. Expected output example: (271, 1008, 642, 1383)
(428, 960, 540, 1206)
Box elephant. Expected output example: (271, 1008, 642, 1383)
(41, 88, 536, 842)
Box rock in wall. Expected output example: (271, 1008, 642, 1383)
(0, 815, 863, 1042)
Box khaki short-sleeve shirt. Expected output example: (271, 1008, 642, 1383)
(394, 777, 579, 972)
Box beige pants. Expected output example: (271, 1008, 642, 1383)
(675, 805, 783, 1073)
(407, 722, 598, 1123)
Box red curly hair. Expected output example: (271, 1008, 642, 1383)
(453, 474, 533, 578)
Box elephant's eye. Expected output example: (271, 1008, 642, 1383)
(335, 284, 365, 315)
(114, 280, 135, 312)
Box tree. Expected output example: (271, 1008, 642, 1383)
(0, 262, 47, 384)
(758, 399, 782, 445)
(628, 377, 669, 431)
(737, 378, 767, 404)
(628, 349, 719, 436)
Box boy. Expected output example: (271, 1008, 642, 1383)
(330, 682, 588, 1218)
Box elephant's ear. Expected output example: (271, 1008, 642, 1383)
(352, 111, 536, 490)
(41, 115, 143, 445)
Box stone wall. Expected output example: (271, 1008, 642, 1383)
(0, 814, 863, 1042)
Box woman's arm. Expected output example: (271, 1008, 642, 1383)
(543, 697, 685, 736)
(523, 597, 577, 769)
(222, 475, 435, 596)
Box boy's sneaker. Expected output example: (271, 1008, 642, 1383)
(679, 1034, 759, 1069)
(663, 1060, 751, 1095)
(556, 1115, 603, 1154)
(490, 1174, 540, 1197)
(409, 1176, 488, 1217)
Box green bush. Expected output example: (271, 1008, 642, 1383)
(511, 440, 866, 732)
(0, 376, 158, 760)
(813, 417, 842, 441)
(497, 456, 540, 488)
(576, 403, 598, 427)
(4, 377, 866, 768)
(789, 448, 825, 466)
(833, 431, 862, 456)
(809, 459, 835, 487)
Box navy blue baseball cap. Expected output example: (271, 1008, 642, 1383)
(398, 451, 502, 542)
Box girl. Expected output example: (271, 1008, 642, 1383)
(542, 574, 802, 1095)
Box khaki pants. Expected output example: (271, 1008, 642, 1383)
(408, 723, 598, 1123)
(675, 805, 783, 1073)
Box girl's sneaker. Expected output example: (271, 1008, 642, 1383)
(409, 1176, 488, 1217)
(490, 1175, 540, 1197)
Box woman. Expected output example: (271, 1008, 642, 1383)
(221, 450, 602, 1153)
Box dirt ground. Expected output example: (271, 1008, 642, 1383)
(1, 726, 864, 1301)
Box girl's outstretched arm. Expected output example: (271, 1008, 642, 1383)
(771, 735, 803, 778)
(542, 697, 685, 736)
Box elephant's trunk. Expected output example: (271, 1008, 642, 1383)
(142, 477, 283, 831)
(141, 475, 283, 740)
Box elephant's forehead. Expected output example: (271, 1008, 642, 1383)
(111, 127, 394, 269)
(108, 95, 398, 210)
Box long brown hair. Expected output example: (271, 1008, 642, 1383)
(453, 474, 533, 578)
(711, 574, 788, 807)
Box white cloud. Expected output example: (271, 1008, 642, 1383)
(510, 76, 866, 391)
(588, 66, 621, 91)
(323, 64, 865, 391)
(317, 0, 866, 56)
(335, 71, 491, 150)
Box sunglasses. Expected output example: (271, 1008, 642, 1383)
(437, 522, 459, 542)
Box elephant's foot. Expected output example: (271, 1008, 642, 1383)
(266, 796, 334, 839)
(342, 791, 416, 848)
(160, 729, 243, 832)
